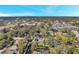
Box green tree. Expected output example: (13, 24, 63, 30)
(18, 39, 26, 54)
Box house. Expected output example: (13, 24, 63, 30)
(51, 29, 62, 35)
(47, 31, 54, 36)
(52, 23, 78, 30)
(54, 31, 62, 36)
(9, 45, 19, 54)
(71, 30, 78, 35)
(35, 35, 44, 45)
(76, 34, 79, 38)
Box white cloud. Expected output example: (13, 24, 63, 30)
(13, 12, 35, 16)
(0, 0, 79, 5)
(0, 13, 11, 16)
(0, 12, 35, 16)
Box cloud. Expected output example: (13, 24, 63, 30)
(0, 12, 35, 16)
(13, 12, 35, 16)
(0, 13, 11, 16)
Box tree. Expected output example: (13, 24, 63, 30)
(17, 39, 26, 54)
(0, 33, 6, 49)
(68, 46, 79, 54)
(58, 35, 69, 43)
(0, 39, 6, 49)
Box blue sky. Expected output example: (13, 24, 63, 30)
(0, 5, 79, 16)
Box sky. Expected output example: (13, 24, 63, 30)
(0, 5, 79, 16)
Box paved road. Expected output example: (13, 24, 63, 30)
(24, 37, 36, 54)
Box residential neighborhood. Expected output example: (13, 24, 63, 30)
(0, 17, 79, 54)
